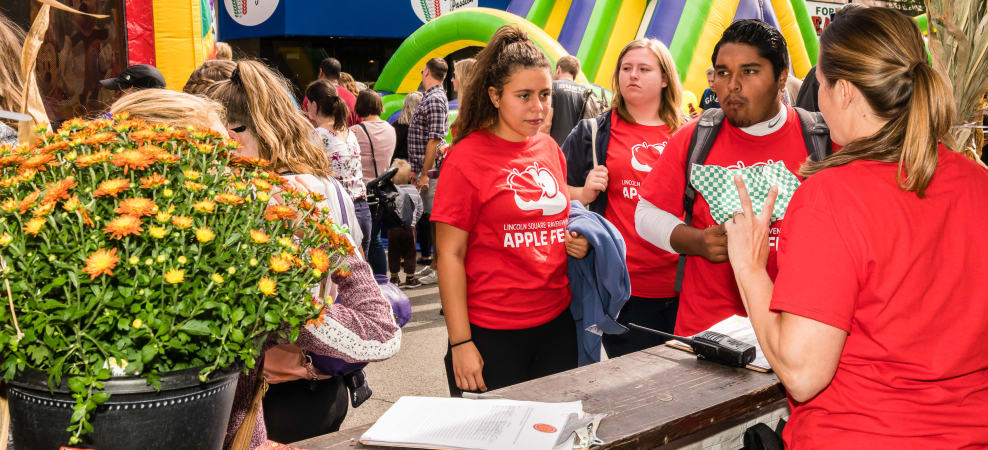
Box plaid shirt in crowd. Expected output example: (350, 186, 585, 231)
(407, 85, 449, 174)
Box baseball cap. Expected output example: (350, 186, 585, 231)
(100, 64, 166, 90)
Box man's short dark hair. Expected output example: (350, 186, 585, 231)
(712, 19, 789, 80)
(556, 55, 581, 78)
(425, 58, 448, 81)
(354, 89, 383, 117)
(320, 57, 342, 80)
(833, 3, 866, 23)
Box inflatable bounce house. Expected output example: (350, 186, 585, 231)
(376, 0, 827, 124)
(124, 0, 217, 90)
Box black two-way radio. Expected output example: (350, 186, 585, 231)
(628, 323, 756, 368)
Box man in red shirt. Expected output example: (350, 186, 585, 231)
(302, 57, 361, 128)
(637, 20, 820, 336)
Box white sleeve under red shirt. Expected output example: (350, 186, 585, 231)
(431, 129, 572, 330)
(639, 106, 812, 336)
(604, 114, 678, 298)
(771, 146, 988, 448)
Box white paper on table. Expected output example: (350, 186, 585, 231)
(360, 396, 583, 450)
(699, 315, 771, 370)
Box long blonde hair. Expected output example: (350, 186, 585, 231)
(0, 15, 26, 124)
(109, 89, 225, 130)
(183, 59, 236, 95)
(205, 60, 330, 177)
(397, 91, 423, 125)
(801, 7, 955, 197)
(339, 72, 360, 97)
(610, 39, 684, 132)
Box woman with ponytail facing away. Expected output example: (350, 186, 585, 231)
(432, 25, 589, 395)
(725, 8, 988, 447)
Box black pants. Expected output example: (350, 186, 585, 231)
(262, 377, 348, 444)
(602, 296, 679, 358)
(416, 213, 432, 258)
(444, 309, 578, 397)
(387, 227, 416, 275)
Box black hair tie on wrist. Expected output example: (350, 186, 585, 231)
(450, 338, 472, 348)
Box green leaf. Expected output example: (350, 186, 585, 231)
(231, 307, 245, 322)
(230, 328, 244, 343)
(67, 377, 86, 394)
(263, 310, 279, 324)
(92, 392, 111, 404)
(141, 344, 157, 363)
(178, 320, 211, 336)
(70, 405, 87, 422)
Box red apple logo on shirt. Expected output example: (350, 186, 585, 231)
(630, 140, 667, 172)
(506, 162, 567, 215)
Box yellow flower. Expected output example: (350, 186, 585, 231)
(249, 258, 258, 266)
(310, 248, 330, 272)
(1, 198, 16, 212)
(249, 229, 269, 244)
(132, 318, 142, 329)
(183, 169, 201, 180)
(215, 193, 245, 205)
(62, 195, 80, 212)
(211, 273, 225, 284)
(32, 202, 56, 217)
(82, 248, 120, 280)
(257, 277, 277, 296)
(192, 200, 215, 214)
(278, 237, 293, 248)
(312, 269, 323, 278)
(144, 258, 154, 265)
(253, 178, 273, 191)
(156, 254, 167, 263)
(93, 178, 131, 198)
(269, 255, 291, 273)
(227, 267, 236, 275)
(162, 188, 174, 198)
(163, 268, 185, 284)
(256, 191, 270, 203)
(171, 215, 193, 229)
(195, 227, 215, 243)
(155, 212, 171, 223)
(74, 150, 112, 168)
(183, 180, 206, 192)
(177, 256, 188, 265)
(0, 233, 12, 246)
(148, 226, 168, 239)
(23, 217, 46, 236)
(128, 256, 140, 265)
(104, 215, 143, 240)
(115, 197, 158, 217)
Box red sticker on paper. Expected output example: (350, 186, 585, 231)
(533, 423, 557, 433)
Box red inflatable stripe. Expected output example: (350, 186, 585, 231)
(125, 0, 155, 66)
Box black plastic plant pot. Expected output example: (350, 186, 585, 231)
(7, 365, 240, 450)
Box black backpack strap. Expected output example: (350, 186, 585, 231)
(794, 107, 832, 162)
(675, 108, 725, 292)
(358, 122, 378, 178)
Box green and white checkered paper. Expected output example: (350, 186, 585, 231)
(689, 161, 801, 224)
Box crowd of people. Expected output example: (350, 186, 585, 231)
(3, 3, 988, 449)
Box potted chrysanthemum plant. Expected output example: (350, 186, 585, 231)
(0, 115, 354, 449)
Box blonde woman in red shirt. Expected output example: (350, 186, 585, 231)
(433, 25, 589, 395)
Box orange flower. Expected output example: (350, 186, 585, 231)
(78, 208, 95, 228)
(257, 277, 277, 296)
(192, 200, 215, 214)
(82, 248, 120, 280)
(1, 198, 16, 212)
(21, 152, 55, 170)
(140, 145, 180, 164)
(82, 132, 117, 146)
(40, 140, 72, 153)
(252, 178, 273, 191)
(23, 217, 46, 236)
(139, 173, 168, 188)
(129, 129, 158, 142)
(62, 195, 80, 212)
(264, 205, 296, 221)
(195, 143, 215, 154)
(230, 156, 269, 168)
(17, 191, 40, 213)
(112, 149, 154, 173)
(0, 154, 25, 168)
(215, 193, 245, 205)
(310, 248, 330, 272)
(93, 178, 131, 198)
(249, 229, 270, 244)
(171, 215, 194, 229)
(32, 202, 55, 217)
(183, 180, 206, 192)
(104, 215, 143, 239)
(41, 177, 78, 204)
(306, 308, 327, 327)
(74, 150, 111, 168)
(115, 197, 158, 217)
(269, 255, 291, 273)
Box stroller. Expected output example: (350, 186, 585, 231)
(366, 166, 403, 229)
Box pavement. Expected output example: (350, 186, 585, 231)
(339, 278, 450, 430)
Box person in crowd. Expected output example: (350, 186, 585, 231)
(215, 41, 233, 60)
(0, 14, 26, 144)
(387, 159, 424, 287)
(563, 39, 684, 357)
(183, 59, 236, 95)
(302, 57, 360, 127)
(434, 25, 589, 395)
(549, 55, 594, 147)
(782, 70, 803, 106)
(795, 3, 866, 112)
(635, 19, 829, 336)
(352, 89, 397, 275)
(451, 58, 476, 96)
(112, 80, 399, 448)
(392, 91, 423, 162)
(725, 8, 988, 447)
(305, 80, 372, 258)
(339, 72, 360, 97)
(408, 57, 449, 285)
(100, 64, 167, 94)
(698, 66, 720, 110)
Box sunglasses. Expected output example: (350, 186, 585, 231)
(229, 125, 247, 133)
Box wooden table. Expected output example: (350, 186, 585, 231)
(293, 345, 788, 449)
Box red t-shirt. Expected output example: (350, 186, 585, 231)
(604, 114, 678, 298)
(772, 146, 988, 448)
(301, 85, 362, 127)
(432, 129, 572, 330)
(640, 106, 811, 335)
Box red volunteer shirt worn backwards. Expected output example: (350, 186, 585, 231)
(604, 114, 678, 298)
(432, 129, 572, 330)
(640, 106, 811, 336)
(772, 146, 988, 448)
